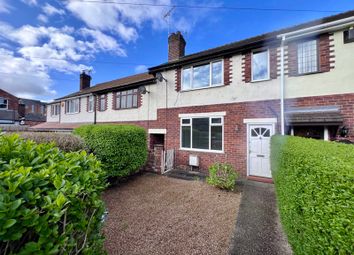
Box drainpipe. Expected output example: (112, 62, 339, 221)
(280, 35, 285, 135)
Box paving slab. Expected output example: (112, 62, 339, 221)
(229, 180, 292, 255)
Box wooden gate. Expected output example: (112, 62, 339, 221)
(163, 149, 174, 174)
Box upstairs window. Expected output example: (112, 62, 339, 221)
(252, 50, 269, 81)
(99, 95, 106, 111)
(31, 105, 35, 113)
(0, 97, 8, 109)
(88, 95, 94, 112)
(115, 89, 138, 109)
(51, 104, 60, 116)
(182, 60, 223, 90)
(66, 99, 79, 114)
(181, 116, 223, 151)
(297, 40, 318, 74)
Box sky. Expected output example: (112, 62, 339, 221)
(0, 0, 353, 101)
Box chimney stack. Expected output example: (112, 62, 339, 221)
(80, 71, 91, 90)
(168, 31, 186, 62)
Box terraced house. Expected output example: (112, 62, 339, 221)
(39, 10, 354, 181)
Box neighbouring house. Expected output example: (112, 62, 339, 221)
(39, 10, 354, 181)
(0, 89, 47, 126)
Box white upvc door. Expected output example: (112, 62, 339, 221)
(248, 124, 274, 178)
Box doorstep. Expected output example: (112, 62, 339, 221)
(247, 175, 274, 184)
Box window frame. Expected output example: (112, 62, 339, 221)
(180, 116, 224, 153)
(181, 59, 224, 91)
(0, 97, 8, 110)
(297, 39, 319, 75)
(251, 49, 270, 82)
(114, 89, 139, 110)
(65, 98, 80, 114)
(87, 95, 94, 112)
(98, 95, 106, 112)
(51, 103, 60, 116)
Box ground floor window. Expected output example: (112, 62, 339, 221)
(289, 126, 338, 141)
(181, 116, 223, 151)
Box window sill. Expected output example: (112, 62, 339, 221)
(65, 112, 79, 115)
(294, 71, 323, 76)
(251, 78, 271, 83)
(181, 84, 225, 92)
(113, 107, 139, 111)
(179, 148, 224, 154)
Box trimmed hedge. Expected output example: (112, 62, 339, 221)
(19, 132, 87, 152)
(271, 135, 354, 254)
(0, 133, 107, 254)
(74, 124, 148, 178)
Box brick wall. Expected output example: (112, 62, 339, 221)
(99, 93, 354, 177)
(0, 89, 18, 111)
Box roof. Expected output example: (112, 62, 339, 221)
(149, 10, 354, 72)
(56, 72, 155, 101)
(20, 98, 46, 105)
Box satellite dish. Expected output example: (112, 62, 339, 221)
(156, 72, 166, 82)
(138, 86, 149, 94)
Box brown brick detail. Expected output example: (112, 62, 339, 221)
(319, 33, 333, 72)
(112, 92, 116, 110)
(78, 98, 81, 113)
(86, 96, 89, 112)
(242, 52, 251, 83)
(270, 47, 278, 79)
(287, 41, 298, 76)
(224, 57, 232, 85)
(138, 92, 143, 108)
(175, 68, 181, 91)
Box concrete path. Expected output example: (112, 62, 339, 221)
(229, 180, 292, 255)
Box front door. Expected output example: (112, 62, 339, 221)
(248, 124, 273, 178)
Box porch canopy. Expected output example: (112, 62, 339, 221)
(285, 106, 343, 126)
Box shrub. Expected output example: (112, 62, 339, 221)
(271, 135, 354, 255)
(0, 133, 107, 254)
(74, 124, 148, 178)
(18, 132, 87, 152)
(207, 163, 238, 191)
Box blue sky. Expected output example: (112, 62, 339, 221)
(0, 0, 353, 101)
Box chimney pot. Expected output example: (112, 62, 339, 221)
(168, 31, 186, 62)
(80, 71, 91, 90)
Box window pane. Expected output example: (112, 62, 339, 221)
(298, 40, 318, 74)
(132, 94, 138, 107)
(182, 68, 191, 90)
(252, 50, 269, 81)
(211, 126, 222, 150)
(121, 95, 127, 108)
(211, 117, 222, 124)
(182, 126, 191, 148)
(192, 64, 210, 88)
(192, 118, 209, 149)
(182, 118, 190, 125)
(211, 61, 222, 85)
(126, 94, 133, 108)
(116, 95, 120, 109)
(100, 97, 105, 110)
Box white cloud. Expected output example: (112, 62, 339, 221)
(134, 64, 148, 73)
(0, 0, 10, 13)
(37, 14, 49, 23)
(0, 48, 55, 99)
(65, 0, 173, 42)
(42, 3, 65, 16)
(21, 0, 37, 6)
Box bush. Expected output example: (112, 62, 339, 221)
(18, 132, 87, 152)
(207, 163, 238, 191)
(74, 124, 148, 178)
(271, 135, 354, 254)
(0, 133, 107, 254)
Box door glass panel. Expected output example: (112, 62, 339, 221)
(251, 129, 258, 137)
(263, 129, 270, 137)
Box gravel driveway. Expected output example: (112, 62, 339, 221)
(103, 173, 241, 255)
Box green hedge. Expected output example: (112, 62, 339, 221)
(19, 132, 87, 152)
(74, 124, 148, 178)
(0, 133, 107, 254)
(271, 135, 354, 254)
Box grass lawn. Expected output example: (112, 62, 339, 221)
(103, 173, 241, 255)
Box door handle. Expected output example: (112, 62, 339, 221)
(257, 154, 264, 157)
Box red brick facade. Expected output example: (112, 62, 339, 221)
(0, 89, 18, 112)
(99, 93, 354, 177)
